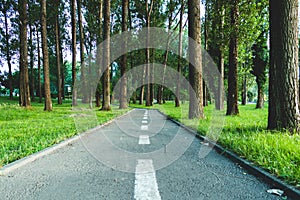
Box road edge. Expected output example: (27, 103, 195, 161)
(0, 108, 134, 176)
(155, 109, 300, 199)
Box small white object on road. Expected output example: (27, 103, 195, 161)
(141, 125, 148, 130)
(266, 189, 284, 196)
(138, 135, 150, 145)
(134, 159, 161, 200)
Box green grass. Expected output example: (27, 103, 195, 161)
(131, 101, 300, 188)
(0, 97, 130, 167)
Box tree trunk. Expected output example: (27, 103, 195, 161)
(41, 0, 52, 111)
(203, 81, 208, 106)
(95, 0, 103, 107)
(216, 49, 224, 110)
(119, 0, 129, 109)
(145, 0, 153, 107)
(175, 0, 184, 108)
(188, 0, 204, 119)
(36, 26, 42, 103)
(55, 1, 62, 105)
(241, 75, 247, 105)
(29, 24, 35, 101)
(4, 11, 13, 100)
(268, 0, 300, 131)
(101, 0, 111, 111)
(175, 2, 183, 108)
(19, 0, 31, 107)
(71, 0, 77, 106)
(158, 0, 173, 105)
(256, 79, 264, 108)
(58, 20, 65, 100)
(215, 3, 225, 111)
(150, 49, 154, 106)
(77, 0, 87, 103)
(226, 1, 239, 115)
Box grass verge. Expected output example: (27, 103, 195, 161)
(0, 97, 130, 167)
(131, 101, 300, 189)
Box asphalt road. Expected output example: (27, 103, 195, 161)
(0, 109, 283, 199)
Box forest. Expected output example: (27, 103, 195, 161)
(1, 0, 298, 130)
(0, 0, 299, 190)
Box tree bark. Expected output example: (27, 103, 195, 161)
(58, 16, 65, 101)
(226, 1, 239, 115)
(101, 0, 111, 111)
(241, 74, 247, 105)
(19, 0, 31, 107)
(215, 3, 225, 111)
(29, 23, 35, 101)
(175, 1, 184, 108)
(36, 26, 42, 103)
(188, 2, 202, 113)
(71, 0, 77, 106)
(145, 0, 153, 107)
(77, 0, 87, 103)
(119, 0, 129, 109)
(268, 0, 300, 131)
(41, 0, 52, 111)
(256, 80, 264, 108)
(188, 0, 204, 119)
(95, 0, 103, 107)
(158, 0, 172, 105)
(55, 1, 62, 105)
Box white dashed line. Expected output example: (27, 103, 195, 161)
(143, 116, 148, 120)
(138, 135, 150, 144)
(134, 159, 161, 200)
(142, 120, 148, 124)
(141, 125, 148, 130)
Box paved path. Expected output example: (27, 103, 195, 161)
(0, 109, 282, 199)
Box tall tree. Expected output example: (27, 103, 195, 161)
(188, 0, 204, 119)
(268, 0, 300, 131)
(19, 0, 31, 107)
(29, 24, 35, 101)
(41, 0, 52, 111)
(36, 26, 42, 103)
(119, 0, 129, 109)
(92, 0, 103, 107)
(71, 0, 77, 106)
(101, 0, 111, 110)
(77, 0, 87, 103)
(54, 0, 62, 104)
(157, 0, 173, 105)
(214, 0, 225, 111)
(145, 0, 153, 107)
(175, 0, 184, 107)
(226, 0, 239, 115)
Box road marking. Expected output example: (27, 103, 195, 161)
(141, 125, 148, 130)
(138, 135, 150, 144)
(142, 120, 148, 124)
(134, 159, 161, 200)
(144, 110, 148, 115)
(143, 116, 148, 120)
